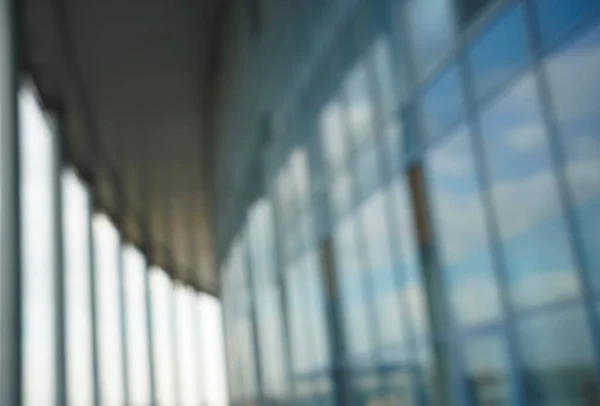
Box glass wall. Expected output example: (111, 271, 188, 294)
(62, 169, 94, 406)
(221, 1, 600, 405)
(12, 83, 230, 406)
(20, 85, 58, 406)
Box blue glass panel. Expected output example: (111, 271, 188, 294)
(405, 0, 456, 81)
(463, 335, 513, 405)
(426, 125, 503, 327)
(534, 0, 600, 50)
(468, 5, 529, 103)
(422, 65, 466, 139)
(546, 22, 600, 294)
(517, 305, 599, 404)
(479, 73, 580, 310)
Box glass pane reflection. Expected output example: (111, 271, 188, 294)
(534, 0, 600, 50)
(422, 65, 466, 139)
(546, 22, 600, 294)
(405, 0, 456, 81)
(479, 73, 580, 310)
(463, 335, 512, 406)
(517, 306, 600, 404)
(426, 126, 502, 327)
(468, 5, 529, 103)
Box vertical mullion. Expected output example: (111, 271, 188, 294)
(52, 113, 67, 406)
(143, 255, 157, 406)
(117, 235, 130, 406)
(88, 201, 101, 406)
(0, 0, 22, 402)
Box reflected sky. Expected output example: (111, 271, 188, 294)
(344, 59, 374, 146)
(546, 21, 600, 294)
(93, 214, 125, 406)
(468, 4, 529, 103)
(20, 86, 57, 406)
(534, 0, 600, 50)
(426, 125, 502, 327)
(63, 170, 94, 406)
(422, 65, 465, 139)
(479, 72, 580, 310)
(405, 0, 456, 81)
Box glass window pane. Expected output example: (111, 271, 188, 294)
(422, 65, 466, 139)
(426, 126, 502, 327)
(405, 0, 456, 81)
(388, 176, 430, 339)
(198, 293, 230, 406)
(248, 201, 288, 400)
(330, 172, 353, 218)
(62, 170, 94, 406)
(468, 5, 529, 103)
(333, 217, 374, 362)
(463, 335, 512, 405)
(93, 214, 125, 406)
(20, 87, 57, 406)
(356, 143, 381, 198)
(479, 73, 580, 310)
(517, 306, 600, 404)
(370, 36, 402, 116)
(360, 191, 406, 358)
(175, 285, 200, 406)
(457, 0, 494, 26)
(545, 22, 600, 294)
(150, 267, 177, 405)
(344, 59, 375, 146)
(319, 98, 348, 172)
(534, 0, 600, 50)
(123, 245, 151, 405)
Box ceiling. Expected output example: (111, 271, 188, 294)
(21, 0, 228, 294)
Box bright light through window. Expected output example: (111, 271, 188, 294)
(93, 214, 124, 406)
(175, 285, 200, 406)
(199, 293, 229, 406)
(62, 169, 94, 406)
(20, 85, 57, 406)
(124, 245, 152, 405)
(150, 267, 177, 405)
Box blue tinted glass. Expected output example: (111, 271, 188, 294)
(356, 143, 381, 197)
(463, 335, 513, 405)
(517, 306, 599, 404)
(406, 0, 456, 81)
(333, 217, 374, 362)
(468, 5, 529, 103)
(479, 73, 580, 310)
(423, 66, 466, 139)
(426, 126, 503, 327)
(546, 22, 600, 294)
(535, 0, 600, 50)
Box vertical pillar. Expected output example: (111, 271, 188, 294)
(117, 231, 130, 406)
(143, 245, 158, 406)
(0, 0, 21, 403)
